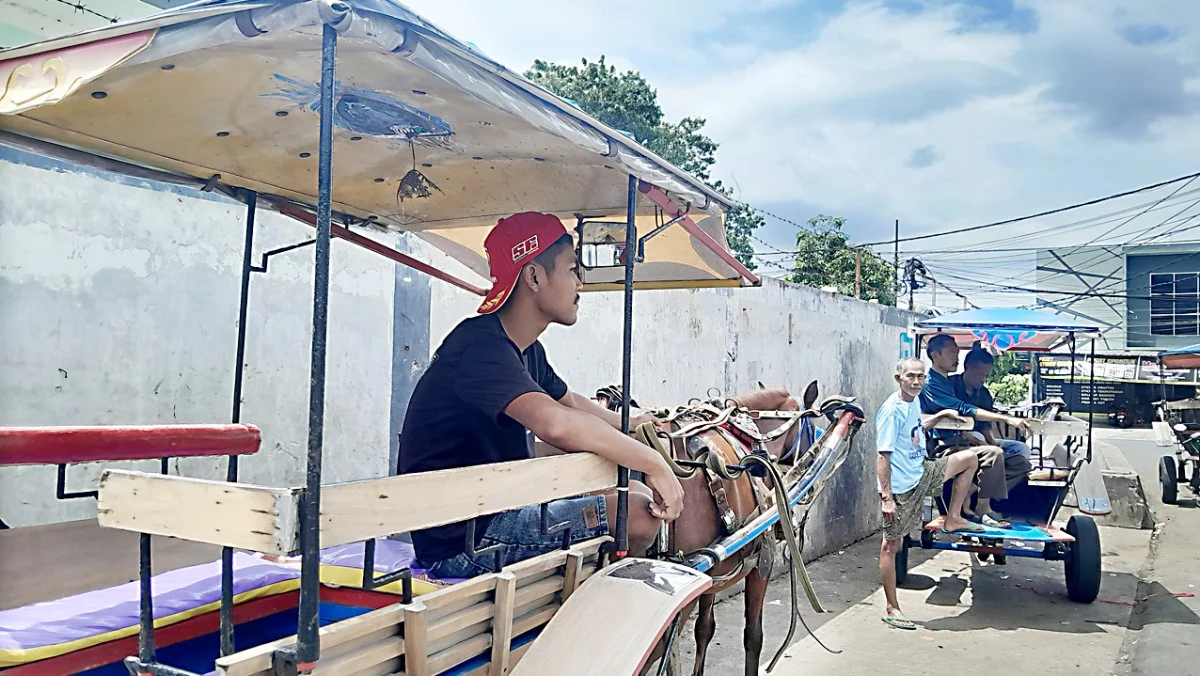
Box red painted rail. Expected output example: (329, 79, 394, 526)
(0, 424, 262, 466)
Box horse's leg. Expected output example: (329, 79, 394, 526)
(691, 592, 716, 676)
(743, 567, 769, 676)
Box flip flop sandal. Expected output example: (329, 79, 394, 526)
(981, 513, 1010, 528)
(882, 615, 917, 630)
(941, 522, 986, 534)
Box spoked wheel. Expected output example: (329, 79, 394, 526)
(1160, 455, 1179, 505)
(895, 536, 911, 586)
(1064, 515, 1101, 603)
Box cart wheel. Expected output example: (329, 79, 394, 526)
(1160, 455, 1179, 505)
(978, 552, 990, 562)
(994, 552, 1007, 565)
(895, 536, 910, 586)
(1064, 515, 1101, 603)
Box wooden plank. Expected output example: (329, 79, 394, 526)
(97, 470, 299, 554)
(216, 604, 404, 676)
(509, 559, 713, 676)
(404, 601, 430, 676)
(320, 454, 618, 547)
(561, 550, 584, 602)
(489, 573, 517, 676)
(923, 414, 975, 431)
(1026, 418, 1089, 437)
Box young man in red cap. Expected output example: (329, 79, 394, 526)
(397, 211, 685, 579)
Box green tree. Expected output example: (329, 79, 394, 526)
(525, 56, 759, 270)
(990, 373, 1030, 406)
(788, 215, 897, 304)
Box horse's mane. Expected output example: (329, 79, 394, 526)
(729, 387, 795, 411)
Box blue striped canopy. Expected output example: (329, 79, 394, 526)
(913, 308, 1100, 352)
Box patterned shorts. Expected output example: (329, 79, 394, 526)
(882, 455, 949, 542)
(426, 495, 609, 579)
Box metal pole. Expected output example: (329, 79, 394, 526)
(296, 22, 337, 669)
(220, 191, 257, 657)
(893, 219, 899, 307)
(616, 174, 637, 557)
(1087, 337, 1095, 463)
(136, 533, 155, 671)
(854, 249, 862, 299)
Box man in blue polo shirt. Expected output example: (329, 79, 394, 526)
(397, 212, 685, 579)
(951, 348, 1032, 459)
(920, 334, 1031, 525)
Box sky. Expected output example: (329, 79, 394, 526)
(400, 0, 1200, 308)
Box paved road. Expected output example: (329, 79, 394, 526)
(1095, 428, 1200, 676)
(673, 427, 1200, 676)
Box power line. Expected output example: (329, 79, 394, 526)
(858, 169, 1200, 247)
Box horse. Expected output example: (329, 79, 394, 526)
(603, 381, 823, 676)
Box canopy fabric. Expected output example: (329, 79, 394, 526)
(913, 308, 1101, 352)
(1159, 343, 1200, 370)
(0, 0, 757, 291)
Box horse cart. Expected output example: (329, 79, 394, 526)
(0, 2, 865, 674)
(893, 309, 1106, 604)
(1152, 344, 1200, 504)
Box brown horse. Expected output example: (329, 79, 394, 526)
(634, 381, 823, 676)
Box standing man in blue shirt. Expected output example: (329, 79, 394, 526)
(877, 357, 985, 630)
(398, 212, 685, 580)
(920, 334, 1031, 525)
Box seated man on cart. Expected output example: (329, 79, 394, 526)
(920, 334, 1032, 526)
(877, 357, 985, 630)
(951, 347, 1032, 460)
(397, 212, 685, 580)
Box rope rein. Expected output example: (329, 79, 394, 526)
(631, 397, 860, 664)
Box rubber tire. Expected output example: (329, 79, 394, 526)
(1064, 515, 1101, 604)
(994, 552, 1007, 565)
(1161, 455, 1179, 505)
(895, 536, 911, 586)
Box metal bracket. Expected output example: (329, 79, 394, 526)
(250, 239, 316, 274)
(361, 538, 414, 603)
(463, 518, 504, 573)
(270, 647, 301, 676)
(56, 463, 99, 500)
(539, 503, 572, 550)
(124, 656, 206, 676)
(636, 212, 687, 262)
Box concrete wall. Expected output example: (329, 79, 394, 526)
(0, 149, 399, 527)
(428, 273, 919, 558)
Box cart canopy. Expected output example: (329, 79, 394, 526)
(0, 0, 758, 291)
(1158, 343, 1200, 370)
(912, 308, 1101, 352)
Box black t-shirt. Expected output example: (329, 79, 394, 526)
(397, 313, 569, 564)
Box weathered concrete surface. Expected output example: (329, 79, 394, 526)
(430, 272, 920, 559)
(0, 151, 398, 526)
(1094, 433, 1156, 529)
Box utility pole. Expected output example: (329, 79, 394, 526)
(930, 277, 937, 307)
(855, 248, 862, 299)
(893, 219, 899, 307)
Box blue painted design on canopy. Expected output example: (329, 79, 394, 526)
(914, 308, 1101, 334)
(265, 74, 453, 142)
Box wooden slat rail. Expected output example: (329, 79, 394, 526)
(97, 453, 619, 554)
(214, 537, 609, 676)
(97, 471, 301, 554)
(0, 424, 262, 466)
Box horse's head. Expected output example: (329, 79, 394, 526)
(732, 380, 820, 465)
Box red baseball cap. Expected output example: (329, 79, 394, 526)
(477, 211, 572, 314)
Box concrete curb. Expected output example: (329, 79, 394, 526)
(1095, 439, 1156, 530)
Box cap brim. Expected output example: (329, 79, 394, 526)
(477, 274, 520, 314)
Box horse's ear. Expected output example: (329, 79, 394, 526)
(757, 380, 766, 390)
(803, 380, 819, 409)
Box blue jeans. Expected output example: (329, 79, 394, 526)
(1000, 438, 1031, 459)
(425, 495, 608, 579)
